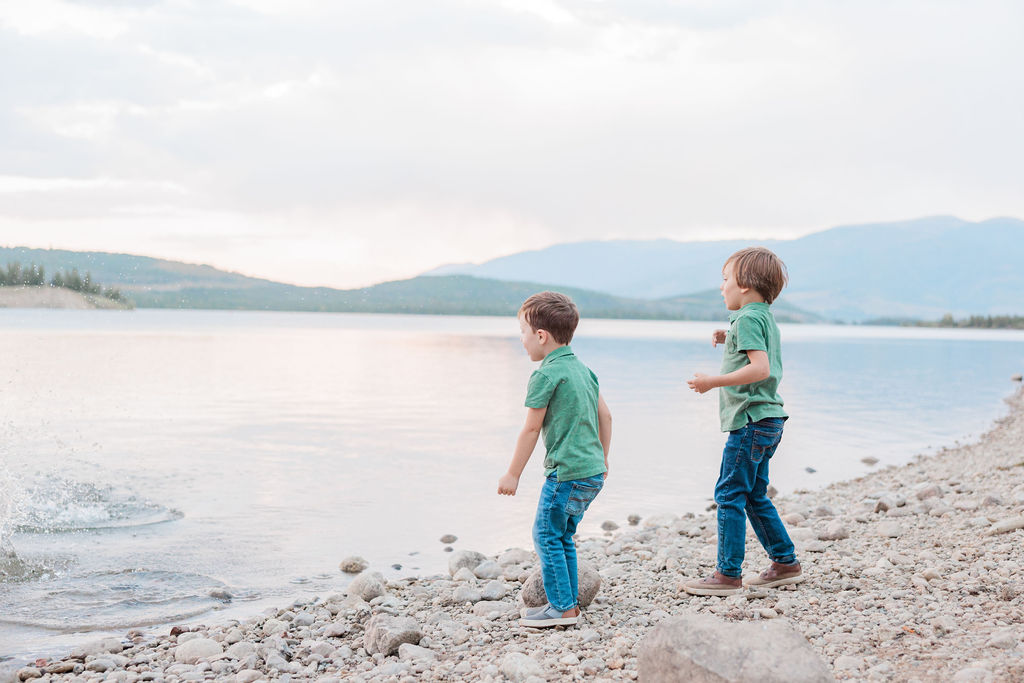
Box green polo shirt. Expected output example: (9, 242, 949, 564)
(524, 346, 607, 482)
(719, 302, 788, 432)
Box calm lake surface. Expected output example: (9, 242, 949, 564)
(2, 309, 1023, 658)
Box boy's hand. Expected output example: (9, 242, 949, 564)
(497, 473, 519, 496)
(711, 329, 727, 346)
(688, 373, 717, 394)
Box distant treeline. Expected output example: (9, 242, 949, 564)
(0, 261, 127, 302)
(868, 313, 1024, 330)
(931, 313, 1024, 329)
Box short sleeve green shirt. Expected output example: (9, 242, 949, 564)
(719, 302, 788, 432)
(524, 346, 607, 482)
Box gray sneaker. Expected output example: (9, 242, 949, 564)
(518, 603, 579, 628)
(520, 604, 581, 618)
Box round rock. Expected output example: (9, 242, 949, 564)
(339, 556, 369, 574)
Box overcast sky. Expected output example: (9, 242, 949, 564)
(1, 1, 1022, 287)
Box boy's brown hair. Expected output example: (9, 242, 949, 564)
(519, 291, 579, 344)
(727, 247, 788, 304)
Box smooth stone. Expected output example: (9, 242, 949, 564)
(915, 484, 942, 500)
(363, 615, 422, 656)
(497, 548, 533, 566)
(861, 456, 880, 465)
(262, 619, 286, 636)
(984, 629, 1018, 649)
(985, 516, 1024, 536)
(448, 550, 487, 576)
(71, 637, 124, 658)
(601, 520, 619, 531)
(338, 556, 369, 573)
(452, 585, 482, 603)
(627, 514, 641, 526)
(473, 560, 503, 579)
(440, 534, 458, 544)
(818, 521, 850, 541)
(953, 667, 994, 682)
(16, 668, 42, 681)
(235, 671, 262, 683)
(500, 652, 544, 682)
(346, 571, 387, 601)
(323, 622, 351, 638)
(174, 638, 223, 664)
(481, 580, 507, 601)
(398, 644, 436, 662)
(877, 521, 903, 537)
(637, 613, 832, 683)
(226, 642, 256, 660)
(471, 600, 514, 616)
(834, 655, 863, 671)
(453, 567, 476, 582)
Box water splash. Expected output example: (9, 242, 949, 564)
(0, 464, 28, 545)
(15, 476, 182, 533)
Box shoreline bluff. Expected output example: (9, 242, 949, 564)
(0, 286, 128, 310)
(8, 389, 1024, 682)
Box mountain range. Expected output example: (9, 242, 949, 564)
(427, 216, 1024, 321)
(2, 215, 1019, 322)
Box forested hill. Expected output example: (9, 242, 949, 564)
(0, 247, 821, 321)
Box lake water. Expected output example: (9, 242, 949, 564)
(1, 309, 1023, 659)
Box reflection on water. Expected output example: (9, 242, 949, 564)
(0, 309, 1022, 658)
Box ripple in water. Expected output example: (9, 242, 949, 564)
(0, 570, 235, 631)
(15, 477, 183, 533)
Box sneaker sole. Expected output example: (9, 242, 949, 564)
(682, 585, 743, 597)
(743, 574, 806, 589)
(520, 607, 581, 618)
(518, 616, 579, 628)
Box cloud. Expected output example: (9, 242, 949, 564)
(1, 0, 1022, 286)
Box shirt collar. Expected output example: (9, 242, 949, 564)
(729, 301, 769, 322)
(541, 345, 574, 366)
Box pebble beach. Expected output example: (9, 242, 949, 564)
(6, 386, 1024, 682)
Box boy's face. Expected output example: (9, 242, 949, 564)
(518, 314, 547, 361)
(720, 260, 745, 311)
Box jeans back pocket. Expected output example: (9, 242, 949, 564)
(566, 479, 602, 517)
(751, 428, 783, 464)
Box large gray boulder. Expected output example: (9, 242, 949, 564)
(638, 614, 833, 683)
(363, 615, 422, 656)
(520, 561, 601, 608)
(448, 550, 487, 576)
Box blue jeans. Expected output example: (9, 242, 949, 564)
(714, 417, 797, 577)
(532, 473, 604, 611)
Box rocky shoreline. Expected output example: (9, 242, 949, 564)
(6, 388, 1024, 682)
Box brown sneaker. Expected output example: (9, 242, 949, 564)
(743, 561, 805, 588)
(682, 571, 743, 596)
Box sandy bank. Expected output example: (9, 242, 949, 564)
(6, 388, 1024, 682)
(0, 286, 129, 310)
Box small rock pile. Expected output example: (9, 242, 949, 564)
(8, 390, 1024, 682)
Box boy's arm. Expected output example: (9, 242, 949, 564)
(597, 393, 612, 477)
(497, 407, 547, 496)
(687, 350, 769, 394)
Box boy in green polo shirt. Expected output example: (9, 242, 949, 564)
(683, 246, 804, 596)
(497, 291, 611, 628)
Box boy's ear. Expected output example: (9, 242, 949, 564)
(536, 328, 549, 344)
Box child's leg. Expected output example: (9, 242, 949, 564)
(713, 427, 755, 577)
(558, 474, 604, 604)
(532, 475, 576, 612)
(744, 420, 797, 564)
